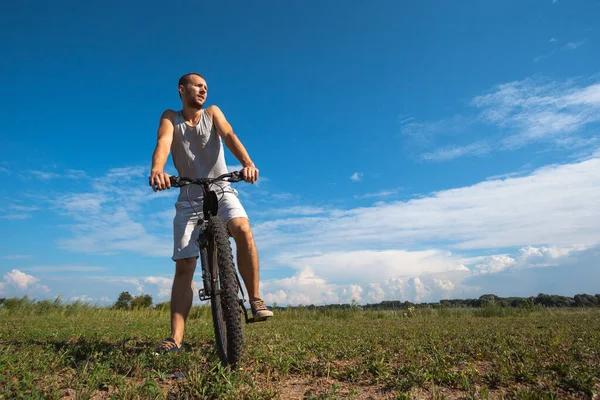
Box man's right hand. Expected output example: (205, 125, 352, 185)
(149, 170, 171, 192)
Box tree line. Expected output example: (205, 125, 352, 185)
(2, 292, 599, 311)
(300, 293, 600, 310)
(271, 293, 600, 311)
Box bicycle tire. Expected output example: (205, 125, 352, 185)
(207, 216, 245, 366)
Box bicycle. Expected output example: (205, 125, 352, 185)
(169, 170, 258, 366)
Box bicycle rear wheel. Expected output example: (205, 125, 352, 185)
(208, 216, 245, 366)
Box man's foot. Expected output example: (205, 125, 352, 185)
(250, 298, 273, 321)
(154, 338, 182, 355)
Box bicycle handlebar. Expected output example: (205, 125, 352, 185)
(169, 171, 244, 188)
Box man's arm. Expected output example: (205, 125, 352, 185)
(208, 105, 259, 184)
(149, 109, 176, 191)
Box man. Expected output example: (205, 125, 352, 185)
(149, 72, 273, 354)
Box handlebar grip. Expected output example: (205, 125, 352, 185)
(169, 176, 183, 187)
(229, 171, 244, 182)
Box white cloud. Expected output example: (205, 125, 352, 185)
(463, 244, 600, 298)
(71, 295, 93, 302)
(0, 282, 5, 295)
(346, 284, 363, 302)
(101, 166, 147, 180)
(563, 40, 587, 50)
(50, 167, 175, 257)
(262, 289, 290, 305)
(270, 192, 294, 200)
(473, 255, 515, 274)
(254, 155, 600, 254)
(368, 283, 385, 302)
(28, 170, 61, 180)
(57, 193, 108, 215)
(65, 169, 88, 179)
(422, 142, 491, 161)
(57, 206, 172, 257)
(4, 269, 39, 289)
(246, 153, 600, 303)
(259, 244, 599, 305)
(275, 250, 467, 284)
(405, 75, 600, 160)
(401, 115, 473, 147)
(350, 172, 363, 182)
(533, 51, 555, 63)
(39, 285, 51, 293)
(485, 164, 534, 181)
(261, 267, 342, 305)
(260, 265, 473, 305)
(473, 78, 600, 148)
(516, 245, 584, 267)
(144, 276, 173, 298)
(354, 188, 401, 199)
(434, 279, 455, 293)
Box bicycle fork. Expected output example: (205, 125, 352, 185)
(197, 223, 214, 302)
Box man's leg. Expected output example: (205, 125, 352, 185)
(170, 257, 197, 346)
(227, 217, 273, 320)
(227, 217, 259, 299)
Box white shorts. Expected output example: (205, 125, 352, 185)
(172, 192, 248, 261)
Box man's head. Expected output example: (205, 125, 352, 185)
(178, 73, 207, 108)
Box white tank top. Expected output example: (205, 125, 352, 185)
(171, 109, 234, 201)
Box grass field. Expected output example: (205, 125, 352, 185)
(1, 301, 599, 399)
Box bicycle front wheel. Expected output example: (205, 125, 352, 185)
(208, 216, 245, 366)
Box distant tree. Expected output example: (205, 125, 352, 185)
(534, 293, 554, 307)
(512, 297, 534, 308)
(350, 297, 362, 310)
(113, 292, 133, 310)
(553, 295, 575, 307)
(131, 294, 153, 309)
(479, 294, 499, 306)
(574, 294, 598, 307)
(155, 301, 170, 311)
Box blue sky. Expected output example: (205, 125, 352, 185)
(1, 0, 599, 306)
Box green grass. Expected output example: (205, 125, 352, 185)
(1, 303, 599, 399)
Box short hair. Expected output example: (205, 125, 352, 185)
(178, 73, 205, 87)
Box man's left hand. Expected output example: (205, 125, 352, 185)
(241, 166, 259, 184)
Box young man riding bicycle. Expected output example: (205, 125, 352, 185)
(149, 72, 272, 354)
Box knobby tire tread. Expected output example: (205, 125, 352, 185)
(208, 216, 244, 366)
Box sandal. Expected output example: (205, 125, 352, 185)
(154, 338, 182, 355)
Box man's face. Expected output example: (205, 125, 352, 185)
(180, 75, 207, 108)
